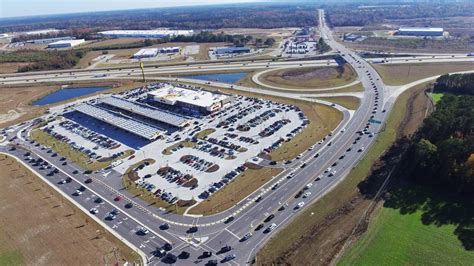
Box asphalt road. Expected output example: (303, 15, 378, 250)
(0, 9, 416, 265)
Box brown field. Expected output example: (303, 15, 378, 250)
(0, 154, 139, 265)
(312, 96, 361, 110)
(255, 82, 433, 265)
(0, 80, 147, 128)
(259, 65, 357, 90)
(75, 50, 103, 69)
(188, 167, 283, 215)
(373, 62, 474, 85)
(0, 62, 33, 74)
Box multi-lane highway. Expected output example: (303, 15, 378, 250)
(0, 9, 440, 265)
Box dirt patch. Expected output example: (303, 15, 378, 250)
(282, 67, 338, 81)
(0, 154, 139, 265)
(0, 62, 33, 74)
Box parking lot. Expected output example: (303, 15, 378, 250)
(34, 83, 309, 202)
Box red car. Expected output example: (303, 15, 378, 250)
(114, 195, 122, 201)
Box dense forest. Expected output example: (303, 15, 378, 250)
(433, 73, 474, 95)
(0, 4, 317, 32)
(400, 74, 474, 194)
(0, 49, 86, 72)
(325, 2, 474, 27)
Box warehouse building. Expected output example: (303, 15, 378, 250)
(160, 47, 180, 53)
(27, 36, 74, 44)
(133, 48, 158, 59)
(396, 27, 444, 37)
(214, 47, 250, 55)
(99, 30, 193, 38)
(48, 39, 85, 48)
(147, 85, 232, 114)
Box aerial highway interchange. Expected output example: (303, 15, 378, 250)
(0, 9, 469, 266)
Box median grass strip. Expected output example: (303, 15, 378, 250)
(30, 129, 133, 171)
(311, 96, 361, 110)
(188, 167, 283, 215)
(373, 62, 474, 86)
(259, 65, 357, 90)
(256, 81, 432, 265)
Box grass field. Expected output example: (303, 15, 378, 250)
(373, 62, 474, 86)
(259, 65, 357, 90)
(256, 81, 433, 265)
(188, 167, 283, 215)
(31, 129, 133, 171)
(338, 202, 474, 266)
(0, 154, 139, 265)
(430, 92, 444, 104)
(312, 96, 360, 110)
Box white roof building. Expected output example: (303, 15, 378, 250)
(133, 48, 159, 58)
(47, 39, 85, 48)
(148, 85, 231, 113)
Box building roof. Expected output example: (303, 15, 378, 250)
(215, 47, 250, 53)
(74, 103, 162, 140)
(99, 96, 189, 127)
(134, 48, 158, 57)
(398, 27, 443, 32)
(149, 85, 229, 109)
(49, 39, 85, 46)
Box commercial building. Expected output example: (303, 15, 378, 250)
(147, 85, 232, 114)
(214, 47, 250, 55)
(99, 30, 194, 39)
(25, 29, 60, 35)
(27, 36, 74, 44)
(396, 27, 444, 37)
(160, 47, 180, 54)
(48, 39, 85, 48)
(133, 48, 159, 59)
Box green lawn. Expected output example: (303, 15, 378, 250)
(0, 250, 23, 265)
(339, 205, 474, 266)
(430, 93, 444, 104)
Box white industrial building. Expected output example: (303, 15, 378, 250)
(133, 48, 159, 59)
(396, 27, 444, 37)
(147, 85, 232, 114)
(160, 47, 180, 53)
(48, 39, 85, 48)
(99, 30, 194, 39)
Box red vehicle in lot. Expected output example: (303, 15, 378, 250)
(114, 195, 122, 201)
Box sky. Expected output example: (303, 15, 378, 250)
(0, 0, 264, 18)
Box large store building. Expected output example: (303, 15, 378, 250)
(147, 85, 232, 114)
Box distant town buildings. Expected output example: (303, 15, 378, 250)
(98, 30, 194, 39)
(396, 27, 444, 37)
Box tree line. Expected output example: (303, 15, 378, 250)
(399, 74, 474, 194)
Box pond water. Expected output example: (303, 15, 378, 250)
(182, 72, 247, 84)
(33, 86, 110, 106)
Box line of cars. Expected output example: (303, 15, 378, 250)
(198, 164, 247, 199)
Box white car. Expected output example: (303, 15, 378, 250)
(306, 183, 313, 189)
(137, 226, 149, 235)
(59, 179, 66, 184)
(315, 174, 323, 181)
(324, 167, 332, 173)
(296, 201, 305, 209)
(267, 223, 277, 232)
(89, 208, 99, 214)
(358, 147, 365, 152)
(75, 190, 82, 195)
(329, 170, 337, 177)
(303, 192, 311, 198)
